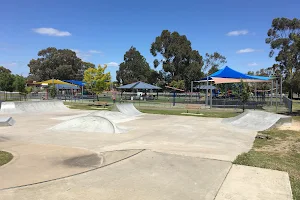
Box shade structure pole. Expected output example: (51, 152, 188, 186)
(255, 83, 257, 102)
(210, 81, 213, 109)
(81, 86, 83, 102)
(206, 76, 208, 106)
(276, 79, 278, 113)
(271, 80, 273, 106)
(191, 81, 193, 102)
(280, 76, 283, 104)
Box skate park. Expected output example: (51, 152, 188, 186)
(0, 100, 294, 199)
(1, 5, 300, 199)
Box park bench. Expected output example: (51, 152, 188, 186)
(185, 104, 201, 113)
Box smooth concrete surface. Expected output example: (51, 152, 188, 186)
(0, 100, 68, 114)
(0, 108, 293, 199)
(0, 151, 232, 200)
(0, 141, 142, 189)
(215, 164, 293, 200)
(1, 111, 256, 162)
(113, 103, 143, 116)
(0, 117, 15, 126)
(223, 110, 292, 131)
(51, 116, 126, 133)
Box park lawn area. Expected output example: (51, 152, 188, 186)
(63, 102, 113, 110)
(139, 107, 240, 118)
(234, 128, 300, 199)
(0, 151, 13, 166)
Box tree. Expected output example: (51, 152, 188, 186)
(13, 75, 26, 93)
(116, 46, 152, 84)
(150, 30, 204, 89)
(239, 80, 250, 112)
(84, 64, 111, 96)
(170, 80, 185, 90)
(49, 86, 57, 98)
(28, 47, 85, 81)
(0, 66, 11, 74)
(265, 18, 300, 98)
(204, 52, 227, 75)
(147, 69, 160, 85)
(0, 66, 15, 92)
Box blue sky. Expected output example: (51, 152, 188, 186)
(1, 0, 300, 80)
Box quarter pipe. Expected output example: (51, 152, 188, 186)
(112, 103, 142, 117)
(223, 110, 292, 131)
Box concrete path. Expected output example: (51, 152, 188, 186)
(215, 165, 293, 200)
(0, 109, 293, 199)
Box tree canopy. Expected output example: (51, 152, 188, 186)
(84, 64, 111, 95)
(265, 17, 300, 97)
(0, 66, 15, 92)
(28, 47, 89, 81)
(204, 52, 227, 75)
(13, 75, 26, 93)
(150, 30, 204, 89)
(116, 46, 152, 85)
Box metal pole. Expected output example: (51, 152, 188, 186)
(81, 86, 84, 102)
(271, 80, 273, 106)
(276, 79, 278, 113)
(206, 77, 208, 106)
(210, 82, 213, 109)
(280, 76, 283, 104)
(191, 81, 193, 102)
(255, 83, 257, 102)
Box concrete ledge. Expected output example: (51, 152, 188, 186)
(0, 117, 15, 126)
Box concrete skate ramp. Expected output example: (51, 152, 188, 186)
(89, 110, 137, 123)
(113, 103, 142, 116)
(223, 110, 292, 131)
(0, 117, 15, 126)
(0, 100, 68, 114)
(51, 116, 126, 133)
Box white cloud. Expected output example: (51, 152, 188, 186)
(236, 48, 256, 54)
(0, 62, 17, 67)
(88, 50, 102, 54)
(106, 62, 119, 67)
(248, 62, 258, 66)
(227, 30, 248, 36)
(71, 49, 91, 60)
(33, 28, 71, 37)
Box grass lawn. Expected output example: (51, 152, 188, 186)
(234, 128, 300, 199)
(64, 102, 113, 110)
(63, 101, 240, 118)
(139, 107, 240, 118)
(0, 151, 13, 166)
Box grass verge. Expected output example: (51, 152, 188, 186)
(233, 129, 300, 199)
(0, 151, 13, 166)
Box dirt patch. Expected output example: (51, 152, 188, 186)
(278, 120, 300, 131)
(63, 153, 102, 168)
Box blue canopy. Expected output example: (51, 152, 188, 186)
(200, 66, 271, 82)
(63, 80, 86, 86)
(118, 81, 161, 90)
